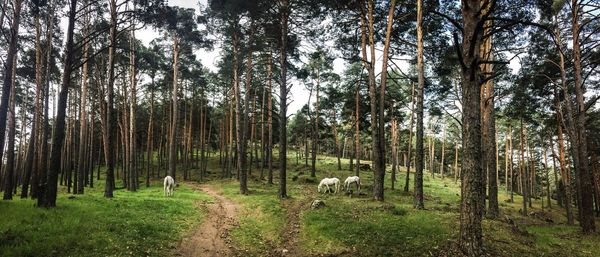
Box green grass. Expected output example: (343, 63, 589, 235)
(2, 150, 599, 257)
(0, 179, 210, 257)
(211, 180, 287, 255)
(206, 152, 600, 257)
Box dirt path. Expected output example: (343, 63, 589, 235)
(173, 183, 239, 257)
(278, 188, 314, 257)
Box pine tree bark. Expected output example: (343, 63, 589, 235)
(169, 36, 180, 179)
(413, 0, 425, 209)
(38, 0, 78, 207)
(480, 14, 498, 217)
(0, 0, 23, 171)
(76, 5, 90, 194)
(391, 118, 398, 190)
(405, 83, 415, 192)
(355, 89, 360, 176)
(440, 126, 446, 179)
(278, 0, 290, 198)
(520, 121, 528, 215)
(22, 11, 43, 199)
(457, 0, 492, 254)
(146, 88, 154, 187)
(103, 0, 117, 198)
(267, 52, 274, 184)
(3, 59, 17, 200)
(570, 0, 595, 233)
(310, 76, 319, 178)
(129, 24, 137, 191)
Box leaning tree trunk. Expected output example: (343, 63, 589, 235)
(404, 83, 415, 193)
(38, 0, 78, 208)
(0, 0, 23, 170)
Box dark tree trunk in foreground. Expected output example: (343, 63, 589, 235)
(3, 60, 17, 200)
(278, 0, 289, 199)
(457, 0, 492, 255)
(413, 0, 425, 209)
(571, 0, 595, 233)
(39, 0, 78, 208)
(0, 0, 23, 172)
(104, 0, 117, 198)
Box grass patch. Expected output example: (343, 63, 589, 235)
(0, 179, 209, 257)
(211, 180, 286, 256)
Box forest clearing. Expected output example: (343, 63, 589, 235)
(1, 0, 600, 256)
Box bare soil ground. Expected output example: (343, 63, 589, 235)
(173, 183, 239, 257)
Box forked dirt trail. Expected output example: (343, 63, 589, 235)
(174, 183, 239, 257)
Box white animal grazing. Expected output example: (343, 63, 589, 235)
(344, 176, 361, 192)
(318, 177, 340, 194)
(164, 176, 175, 197)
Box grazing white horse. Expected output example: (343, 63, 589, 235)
(164, 176, 175, 197)
(318, 177, 340, 194)
(344, 176, 361, 192)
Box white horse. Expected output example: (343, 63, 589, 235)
(318, 177, 340, 194)
(344, 176, 361, 192)
(164, 176, 175, 197)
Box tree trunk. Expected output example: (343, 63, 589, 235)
(237, 22, 255, 195)
(260, 79, 266, 179)
(76, 6, 90, 194)
(146, 88, 154, 187)
(413, 0, 425, 209)
(278, 0, 289, 199)
(440, 126, 446, 179)
(311, 78, 319, 178)
(520, 121, 528, 215)
(21, 11, 43, 199)
(3, 59, 17, 200)
(0, 0, 23, 171)
(103, 0, 117, 198)
(169, 36, 180, 180)
(405, 83, 416, 192)
(391, 118, 398, 190)
(38, 0, 78, 207)
(458, 1, 491, 255)
(129, 24, 137, 191)
(355, 89, 360, 176)
(480, 14, 498, 217)
(570, 0, 595, 233)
